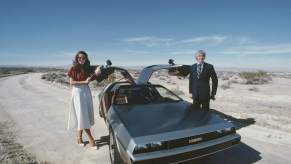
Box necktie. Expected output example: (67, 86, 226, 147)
(197, 63, 202, 79)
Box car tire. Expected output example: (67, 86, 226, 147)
(109, 128, 124, 164)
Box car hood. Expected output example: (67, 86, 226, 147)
(113, 101, 226, 137)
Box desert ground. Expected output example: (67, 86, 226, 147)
(1, 70, 291, 164)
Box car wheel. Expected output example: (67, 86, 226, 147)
(109, 129, 124, 164)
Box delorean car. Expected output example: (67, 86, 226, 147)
(94, 61, 241, 164)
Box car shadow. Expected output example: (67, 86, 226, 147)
(184, 106, 255, 131)
(184, 109, 260, 163)
(183, 141, 261, 164)
(210, 109, 256, 130)
(95, 135, 109, 149)
(181, 108, 260, 163)
(82, 135, 109, 149)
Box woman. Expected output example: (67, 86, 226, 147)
(67, 51, 101, 149)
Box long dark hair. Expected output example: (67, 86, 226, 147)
(73, 51, 90, 74)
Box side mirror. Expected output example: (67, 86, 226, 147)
(106, 60, 112, 67)
(168, 59, 175, 65)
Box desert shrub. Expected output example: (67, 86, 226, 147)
(41, 72, 73, 86)
(41, 74, 47, 79)
(218, 72, 235, 81)
(220, 81, 231, 90)
(0, 69, 10, 74)
(217, 72, 223, 78)
(0, 67, 34, 76)
(229, 79, 238, 84)
(229, 75, 241, 84)
(23, 68, 35, 73)
(48, 73, 57, 81)
(249, 87, 259, 92)
(239, 71, 272, 85)
(272, 73, 291, 79)
(239, 71, 267, 79)
(57, 73, 67, 77)
(54, 77, 69, 85)
(41, 72, 66, 82)
(221, 76, 230, 80)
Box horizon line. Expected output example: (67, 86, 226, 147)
(1, 64, 291, 72)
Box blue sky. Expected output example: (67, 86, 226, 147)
(1, 0, 291, 71)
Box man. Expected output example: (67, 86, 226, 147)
(189, 50, 218, 110)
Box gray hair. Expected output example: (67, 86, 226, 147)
(195, 50, 206, 57)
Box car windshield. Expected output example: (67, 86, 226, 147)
(114, 85, 181, 105)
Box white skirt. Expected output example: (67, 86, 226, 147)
(67, 85, 94, 130)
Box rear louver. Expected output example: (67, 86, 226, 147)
(133, 127, 236, 154)
(168, 128, 235, 149)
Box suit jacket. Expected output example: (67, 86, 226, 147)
(189, 62, 218, 101)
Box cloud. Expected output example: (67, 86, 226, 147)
(123, 36, 174, 47)
(122, 49, 151, 55)
(222, 43, 291, 56)
(237, 36, 256, 45)
(56, 51, 76, 57)
(123, 35, 291, 57)
(123, 35, 228, 47)
(169, 50, 195, 55)
(180, 35, 227, 44)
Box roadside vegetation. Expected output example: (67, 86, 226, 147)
(0, 67, 67, 78)
(0, 67, 35, 78)
(40, 69, 276, 93)
(238, 71, 272, 84)
(218, 71, 272, 91)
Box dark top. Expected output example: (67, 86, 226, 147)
(67, 66, 90, 81)
(189, 62, 218, 100)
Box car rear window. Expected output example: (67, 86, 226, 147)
(114, 85, 181, 105)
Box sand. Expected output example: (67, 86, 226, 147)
(1, 73, 291, 164)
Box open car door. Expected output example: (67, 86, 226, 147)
(91, 59, 190, 85)
(89, 60, 135, 118)
(136, 63, 191, 84)
(89, 63, 135, 85)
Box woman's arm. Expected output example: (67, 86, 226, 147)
(69, 77, 90, 85)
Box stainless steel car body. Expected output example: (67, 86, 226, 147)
(98, 64, 241, 164)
